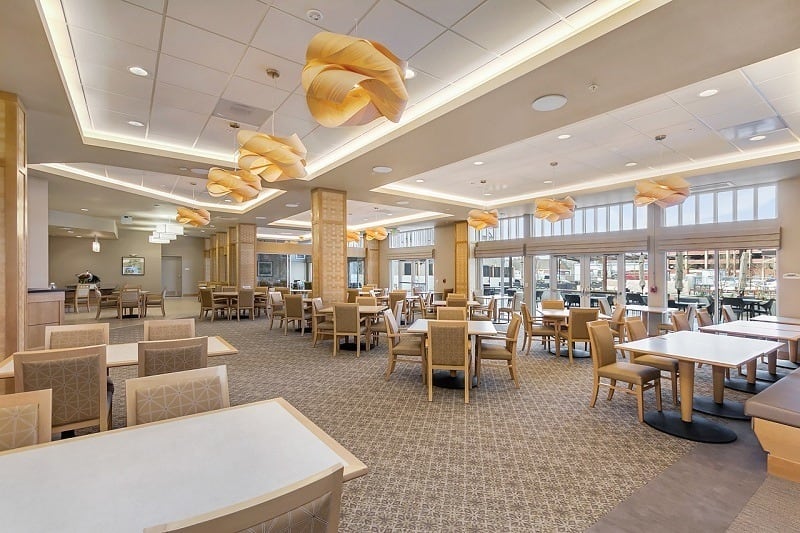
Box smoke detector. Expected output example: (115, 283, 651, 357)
(306, 9, 323, 22)
(120, 215, 134, 225)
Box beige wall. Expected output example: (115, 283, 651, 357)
(49, 229, 163, 290)
(160, 236, 205, 295)
(777, 175, 800, 317)
(27, 175, 48, 287)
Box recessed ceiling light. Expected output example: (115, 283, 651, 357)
(698, 89, 718, 98)
(473, 161, 484, 166)
(372, 166, 392, 174)
(153, 204, 161, 207)
(191, 168, 209, 175)
(405, 68, 416, 79)
(557, 134, 571, 140)
(224, 199, 232, 203)
(80, 208, 88, 212)
(483, 192, 492, 196)
(67, 230, 74, 234)
(285, 203, 300, 208)
(749, 135, 766, 141)
(625, 162, 638, 167)
(531, 94, 568, 112)
(179, 167, 189, 171)
(128, 66, 149, 77)
(75, 235, 82, 238)
(255, 216, 266, 220)
(281, 232, 293, 235)
(543, 180, 553, 184)
(415, 179, 424, 183)
(396, 201, 409, 205)
(127, 120, 145, 127)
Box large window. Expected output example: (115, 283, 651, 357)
(389, 228, 434, 248)
(477, 257, 524, 296)
(532, 201, 646, 237)
(390, 259, 434, 291)
(477, 216, 525, 241)
(663, 184, 777, 227)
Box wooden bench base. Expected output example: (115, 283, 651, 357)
(752, 417, 800, 482)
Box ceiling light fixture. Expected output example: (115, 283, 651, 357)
(534, 162, 575, 222)
(634, 134, 690, 208)
(207, 123, 262, 202)
(176, 207, 210, 227)
(372, 166, 393, 174)
(80, 208, 88, 212)
(364, 207, 388, 241)
(91, 237, 100, 253)
(625, 162, 638, 167)
(405, 68, 416, 79)
(468, 179, 500, 231)
(473, 161, 484, 166)
(698, 89, 718, 97)
(749, 135, 766, 141)
(415, 179, 424, 183)
(347, 230, 361, 243)
(531, 94, 568, 112)
(127, 120, 145, 127)
(285, 203, 300, 208)
(127, 66, 148, 77)
(302, 31, 408, 127)
(557, 134, 571, 140)
(396, 201, 409, 205)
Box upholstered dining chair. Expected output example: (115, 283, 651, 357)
(418, 294, 436, 319)
(333, 303, 368, 357)
(587, 320, 662, 423)
(476, 313, 522, 388)
(356, 296, 377, 306)
(282, 295, 311, 335)
(142, 319, 194, 342)
(541, 299, 565, 310)
(14, 344, 110, 434)
(566, 307, 599, 364)
(471, 297, 496, 322)
(235, 289, 256, 321)
(311, 297, 335, 348)
(45, 322, 109, 349)
(437, 307, 467, 320)
(347, 288, 361, 303)
(697, 307, 714, 327)
(95, 289, 120, 319)
(597, 298, 612, 316)
(445, 296, 468, 308)
(0, 389, 52, 452)
(144, 288, 167, 317)
(143, 465, 343, 533)
(498, 292, 521, 323)
(199, 288, 227, 321)
(383, 309, 425, 381)
(426, 320, 471, 403)
(722, 304, 737, 323)
(670, 310, 691, 331)
(137, 336, 208, 377)
(269, 292, 286, 330)
(388, 291, 407, 316)
(126, 365, 229, 426)
(69, 283, 92, 313)
(625, 316, 679, 405)
(519, 302, 557, 354)
(118, 287, 143, 318)
(607, 304, 627, 343)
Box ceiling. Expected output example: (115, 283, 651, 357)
(3, 0, 800, 242)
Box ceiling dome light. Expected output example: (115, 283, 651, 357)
(531, 94, 568, 112)
(405, 68, 416, 79)
(698, 89, 718, 98)
(749, 135, 766, 141)
(127, 120, 145, 127)
(128, 66, 149, 77)
(473, 161, 484, 166)
(372, 166, 393, 174)
(557, 134, 571, 140)
(415, 179, 424, 183)
(285, 203, 300, 208)
(625, 162, 638, 167)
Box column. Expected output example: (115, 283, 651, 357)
(647, 204, 667, 333)
(1, 92, 28, 355)
(236, 223, 256, 288)
(311, 188, 346, 303)
(365, 239, 380, 286)
(454, 221, 469, 296)
(228, 226, 239, 287)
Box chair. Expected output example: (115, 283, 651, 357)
(476, 313, 522, 388)
(697, 308, 714, 327)
(269, 292, 286, 330)
(275, 287, 290, 297)
(597, 298, 612, 316)
(126, 366, 229, 426)
(13, 344, 109, 433)
(563, 293, 581, 307)
(446, 296, 467, 308)
(625, 316, 679, 405)
(671, 311, 691, 331)
(587, 320, 662, 422)
(282, 294, 311, 335)
(144, 318, 196, 341)
(311, 298, 335, 348)
(45, 322, 109, 349)
(234, 289, 255, 321)
(199, 288, 227, 321)
(418, 294, 436, 319)
(347, 288, 361, 303)
(566, 308, 599, 364)
(721, 297, 745, 319)
(755, 298, 775, 316)
(393, 300, 407, 328)
(607, 304, 627, 342)
(426, 320, 471, 403)
(471, 297, 496, 322)
(388, 291, 406, 316)
(356, 296, 377, 306)
(541, 299, 565, 310)
(333, 303, 368, 358)
(383, 309, 425, 381)
(520, 302, 556, 354)
(137, 336, 209, 377)
(66, 283, 91, 313)
(254, 290, 269, 318)
(437, 307, 467, 320)
(498, 292, 521, 323)
(0, 389, 52, 451)
(143, 465, 342, 533)
(220, 285, 236, 292)
(118, 288, 142, 318)
(144, 288, 167, 317)
(95, 289, 120, 319)
(722, 304, 737, 323)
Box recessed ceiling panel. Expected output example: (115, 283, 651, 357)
(409, 30, 494, 83)
(79, 63, 154, 100)
(251, 7, 322, 64)
(357, 0, 444, 60)
(157, 54, 230, 96)
(153, 82, 219, 115)
(400, 0, 483, 28)
(453, 0, 558, 55)
(62, 0, 162, 50)
(269, 0, 373, 34)
(69, 27, 158, 75)
(161, 19, 247, 73)
(234, 47, 304, 92)
(166, 0, 268, 43)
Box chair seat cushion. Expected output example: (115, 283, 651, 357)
(633, 354, 678, 373)
(530, 325, 556, 335)
(745, 372, 800, 426)
(598, 362, 660, 385)
(316, 321, 334, 331)
(478, 342, 512, 360)
(370, 321, 388, 333)
(393, 338, 422, 356)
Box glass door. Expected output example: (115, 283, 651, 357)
(588, 254, 618, 309)
(556, 256, 582, 307)
(553, 254, 647, 308)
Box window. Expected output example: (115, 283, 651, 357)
(389, 228, 434, 248)
(477, 216, 525, 241)
(662, 184, 777, 227)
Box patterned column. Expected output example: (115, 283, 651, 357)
(365, 239, 381, 286)
(203, 238, 211, 281)
(1, 92, 28, 354)
(228, 226, 239, 287)
(311, 188, 347, 303)
(454, 221, 469, 296)
(236, 223, 256, 288)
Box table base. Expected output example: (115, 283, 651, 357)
(338, 341, 378, 352)
(558, 348, 591, 359)
(739, 369, 785, 383)
(692, 397, 749, 420)
(724, 377, 770, 394)
(644, 411, 737, 443)
(775, 360, 799, 370)
(432, 371, 477, 389)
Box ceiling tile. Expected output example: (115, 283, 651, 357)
(756, 70, 800, 101)
(194, 116, 254, 154)
(276, 92, 315, 122)
(222, 76, 288, 114)
(84, 87, 150, 117)
(406, 69, 449, 106)
(62, 0, 163, 50)
(782, 111, 800, 133)
(410, 31, 495, 83)
(453, 0, 558, 55)
(166, 0, 269, 43)
(568, 114, 640, 146)
(667, 136, 736, 161)
(566, 146, 631, 172)
(667, 70, 751, 107)
(147, 104, 209, 143)
(89, 109, 147, 138)
(730, 128, 798, 151)
(701, 102, 776, 131)
(80, 63, 154, 100)
(251, 8, 321, 64)
(235, 48, 303, 93)
(269, 0, 374, 34)
(681, 86, 767, 118)
(538, 0, 593, 18)
(743, 47, 800, 83)
(771, 92, 800, 116)
(156, 54, 230, 96)
(153, 82, 219, 115)
(358, 0, 445, 60)
(624, 106, 697, 134)
(606, 94, 675, 123)
(399, 0, 483, 28)
(125, 0, 165, 13)
(70, 27, 158, 76)
(261, 114, 318, 140)
(161, 18, 247, 73)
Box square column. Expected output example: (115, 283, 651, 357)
(311, 188, 347, 303)
(454, 221, 469, 296)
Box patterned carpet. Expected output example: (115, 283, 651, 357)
(102, 315, 760, 532)
(727, 476, 800, 532)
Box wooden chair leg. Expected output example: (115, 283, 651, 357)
(671, 371, 678, 405)
(607, 379, 616, 400)
(637, 387, 645, 423)
(655, 379, 662, 412)
(428, 367, 433, 401)
(590, 377, 600, 408)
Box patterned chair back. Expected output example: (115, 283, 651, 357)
(45, 323, 109, 349)
(137, 336, 208, 377)
(143, 319, 195, 341)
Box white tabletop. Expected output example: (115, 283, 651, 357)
(615, 331, 783, 368)
(699, 320, 800, 341)
(751, 315, 800, 326)
(0, 336, 237, 379)
(319, 305, 387, 315)
(537, 309, 610, 320)
(431, 300, 481, 307)
(0, 398, 366, 532)
(626, 304, 673, 314)
(406, 319, 497, 336)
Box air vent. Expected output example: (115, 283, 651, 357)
(689, 181, 734, 193)
(718, 116, 787, 142)
(212, 99, 272, 127)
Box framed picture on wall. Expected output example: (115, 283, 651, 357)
(258, 261, 273, 277)
(122, 256, 145, 276)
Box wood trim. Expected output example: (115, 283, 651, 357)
(751, 417, 800, 482)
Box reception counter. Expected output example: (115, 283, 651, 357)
(26, 289, 65, 350)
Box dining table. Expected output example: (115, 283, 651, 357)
(319, 305, 388, 351)
(0, 397, 366, 532)
(616, 331, 783, 443)
(625, 304, 674, 334)
(536, 308, 610, 357)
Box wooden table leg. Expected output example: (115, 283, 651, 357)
(678, 360, 695, 422)
(746, 359, 757, 384)
(789, 340, 798, 363)
(712, 366, 725, 404)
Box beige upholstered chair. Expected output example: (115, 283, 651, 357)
(144, 288, 166, 317)
(275, 287, 291, 297)
(625, 316, 679, 405)
(471, 297, 496, 322)
(269, 292, 286, 330)
(437, 307, 467, 320)
(476, 313, 522, 388)
(541, 299, 565, 310)
(383, 309, 425, 381)
(95, 289, 120, 319)
(347, 288, 361, 303)
(356, 296, 377, 306)
(388, 291, 406, 316)
(254, 289, 269, 318)
(597, 298, 612, 316)
(126, 366, 229, 426)
(45, 323, 109, 349)
(498, 292, 521, 323)
(607, 304, 627, 343)
(143, 465, 342, 533)
(311, 298, 335, 347)
(0, 389, 52, 451)
(722, 304, 737, 323)
(519, 302, 556, 354)
(144, 319, 196, 341)
(118, 288, 142, 318)
(73, 283, 92, 313)
(697, 307, 714, 327)
(445, 296, 467, 308)
(220, 285, 236, 292)
(587, 320, 662, 422)
(418, 295, 436, 319)
(566, 307, 599, 364)
(426, 320, 471, 403)
(333, 303, 368, 357)
(137, 336, 208, 377)
(14, 344, 109, 433)
(199, 288, 227, 321)
(671, 311, 691, 331)
(235, 289, 255, 321)
(282, 295, 311, 335)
